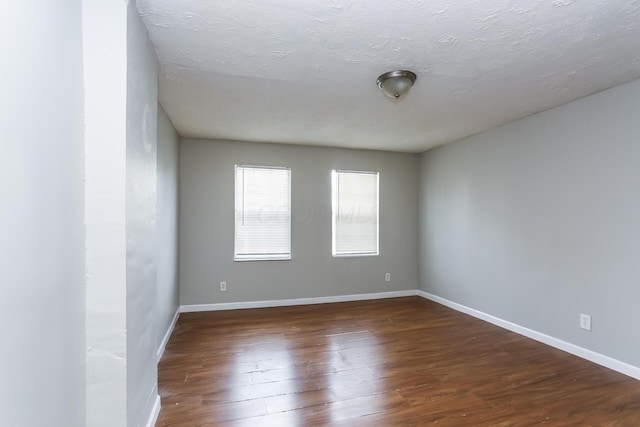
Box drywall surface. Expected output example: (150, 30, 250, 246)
(0, 1, 86, 425)
(126, 2, 160, 426)
(157, 104, 180, 350)
(419, 78, 640, 368)
(83, 1, 129, 426)
(180, 139, 419, 305)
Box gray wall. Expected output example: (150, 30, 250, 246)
(180, 139, 419, 305)
(419, 78, 640, 368)
(156, 104, 180, 351)
(126, 3, 159, 426)
(0, 0, 86, 425)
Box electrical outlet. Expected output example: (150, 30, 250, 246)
(220, 281, 227, 292)
(384, 273, 391, 282)
(579, 313, 591, 331)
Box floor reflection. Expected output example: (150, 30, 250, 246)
(225, 328, 386, 423)
(326, 330, 382, 422)
(230, 335, 300, 421)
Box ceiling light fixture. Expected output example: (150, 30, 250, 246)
(376, 70, 417, 100)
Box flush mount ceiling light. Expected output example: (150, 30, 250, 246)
(376, 70, 417, 100)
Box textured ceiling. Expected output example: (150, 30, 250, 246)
(137, 0, 640, 153)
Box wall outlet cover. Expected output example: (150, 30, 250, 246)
(580, 313, 591, 331)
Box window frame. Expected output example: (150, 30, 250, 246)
(331, 169, 380, 258)
(234, 164, 292, 262)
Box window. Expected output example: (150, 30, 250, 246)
(331, 170, 379, 257)
(235, 165, 291, 261)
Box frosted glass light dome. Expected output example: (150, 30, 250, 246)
(376, 70, 417, 100)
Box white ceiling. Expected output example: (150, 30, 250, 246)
(137, 0, 640, 153)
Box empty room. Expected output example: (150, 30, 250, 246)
(5, 0, 640, 426)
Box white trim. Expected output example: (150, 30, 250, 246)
(416, 290, 640, 380)
(180, 290, 418, 313)
(157, 307, 179, 362)
(145, 395, 161, 427)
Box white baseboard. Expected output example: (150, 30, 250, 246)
(157, 307, 180, 362)
(145, 394, 161, 427)
(416, 290, 640, 380)
(180, 289, 418, 313)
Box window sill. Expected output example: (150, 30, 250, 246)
(234, 257, 292, 262)
(332, 253, 379, 258)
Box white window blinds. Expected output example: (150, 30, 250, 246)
(235, 165, 291, 261)
(332, 170, 379, 257)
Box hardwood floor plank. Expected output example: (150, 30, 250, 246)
(156, 297, 640, 425)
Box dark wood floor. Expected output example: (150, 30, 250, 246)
(156, 297, 640, 426)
